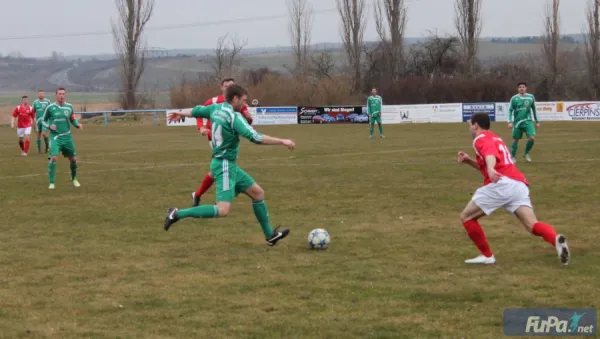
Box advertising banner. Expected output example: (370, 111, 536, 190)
(534, 102, 564, 121)
(495, 102, 509, 122)
(562, 102, 600, 121)
(297, 106, 364, 124)
(462, 103, 496, 122)
(251, 107, 297, 125)
(166, 108, 199, 127)
(431, 103, 463, 123)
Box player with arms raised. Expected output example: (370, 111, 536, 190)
(165, 84, 294, 247)
(508, 82, 539, 163)
(42, 88, 83, 189)
(191, 77, 254, 207)
(11, 95, 35, 156)
(32, 90, 52, 153)
(457, 112, 569, 265)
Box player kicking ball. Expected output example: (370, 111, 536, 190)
(42, 87, 83, 189)
(164, 84, 295, 247)
(457, 112, 569, 265)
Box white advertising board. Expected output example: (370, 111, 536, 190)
(562, 102, 600, 121)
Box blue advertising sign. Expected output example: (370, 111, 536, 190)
(462, 103, 496, 122)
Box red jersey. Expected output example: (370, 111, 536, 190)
(12, 104, 35, 128)
(195, 95, 253, 140)
(473, 131, 529, 186)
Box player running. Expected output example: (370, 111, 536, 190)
(11, 95, 35, 156)
(42, 87, 83, 189)
(165, 84, 294, 247)
(32, 90, 52, 153)
(508, 82, 539, 163)
(367, 88, 384, 138)
(457, 112, 569, 265)
(191, 77, 254, 207)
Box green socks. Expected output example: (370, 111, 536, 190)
(253, 200, 274, 238)
(369, 124, 374, 136)
(378, 123, 383, 135)
(525, 139, 535, 155)
(177, 205, 219, 219)
(48, 161, 56, 184)
(36, 138, 41, 152)
(44, 136, 49, 151)
(511, 141, 518, 158)
(70, 161, 78, 180)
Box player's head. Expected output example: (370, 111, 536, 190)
(225, 84, 248, 112)
(517, 82, 527, 94)
(220, 77, 235, 95)
(56, 87, 66, 104)
(371, 88, 377, 96)
(37, 89, 44, 99)
(21, 95, 28, 105)
(469, 112, 491, 138)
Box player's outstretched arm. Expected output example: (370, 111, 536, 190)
(457, 151, 479, 169)
(233, 115, 295, 150)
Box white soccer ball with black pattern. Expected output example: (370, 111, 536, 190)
(308, 228, 330, 249)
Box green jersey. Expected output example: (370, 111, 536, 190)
(32, 98, 51, 120)
(191, 103, 263, 161)
(367, 95, 383, 115)
(42, 102, 80, 138)
(508, 93, 538, 126)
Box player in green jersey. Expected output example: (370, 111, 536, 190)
(367, 88, 384, 138)
(42, 87, 83, 189)
(32, 89, 52, 153)
(164, 84, 295, 246)
(508, 82, 539, 163)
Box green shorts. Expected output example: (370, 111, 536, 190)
(36, 119, 47, 132)
(512, 121, 536, 139)
(49, 136, 76, 158)
(211, 158, 255, 203)
(369, 114, 382, 124)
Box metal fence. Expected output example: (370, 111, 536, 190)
(76, 109, 168, 126)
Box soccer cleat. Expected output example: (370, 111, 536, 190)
(511, 156, 517, 164)
(523, 154, 532, 162)
(21, 151, 27, 156)
(191, 192, 200, 207)
(555, 234, 570, 265)
(464, 254, 496, 264)
(266, 226, 290, 246)
(369, 135, 373, 139)
(72, 179, 81, 187)
(164, 207, 180, 231)
(48, 184, 55, 190)
(380, 135, 385, 138)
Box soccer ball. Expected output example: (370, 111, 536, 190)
(308, 228, 330, 249)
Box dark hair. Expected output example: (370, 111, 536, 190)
(470, 112, 491, 130)
(225, 84, 248, 102)
(221, 78, 235, 86)
(22, 95, 28, 99)
(56, 87, 66, 93)
(517, 82, 527, 87)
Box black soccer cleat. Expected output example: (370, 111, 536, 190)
(191, 192, 200, 207)
(266, 226, 290, 246)
(164, 207, 180, 231)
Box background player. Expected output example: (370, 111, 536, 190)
(367, 88, 384, 138)
(11, 95, 35, 156)
(32, 90, 52, 153)
(192, 78, 254, 207)
(165, 84, 295, 247)
(508, 82, 539, 163)
(42, 88, 83, 189)
(457, 112, 569, 265)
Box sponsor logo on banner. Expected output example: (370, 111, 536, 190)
(503, 308, 597, 336)
(495, 102, 509, 122)
(381, 105, 410, 124)
(297, 106, 363, 124)
(166, 108, 198, 126)
(462, 103, 496, 122)
(564, 102, 600, 121)
(431, 103, 462, 122)
(253, 107, 297, 125)
(535, 102, 563, 121)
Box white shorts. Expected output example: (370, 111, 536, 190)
(17, 127, 32, 137)
(209, 142, 213, 150)
(471, 177, 532, 215)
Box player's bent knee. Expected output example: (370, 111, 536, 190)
(50, 156, 58, 161)
(216, 204, 230, 217)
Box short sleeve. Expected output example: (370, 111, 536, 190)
(474, 136, 498, 158)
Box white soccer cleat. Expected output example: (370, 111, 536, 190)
(380, 135, 385, 139)
(555, 234, 570, 265)
(72, 179, 81, 187)
(464, 254, 496, 264)
(523, 154, 532, 162)
(48, 184, 55, 190)
(369, 135, 373, 139)
(511, 156, 517, 164)
(21, 151, 27, 156)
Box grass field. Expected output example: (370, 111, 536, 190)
(1, 121, 599, 338)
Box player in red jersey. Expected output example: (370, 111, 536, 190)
(457, 112, 570, 265)
(191, 78, 254, 206)
(11, 95, 35, 156)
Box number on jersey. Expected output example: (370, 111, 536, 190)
(211, 124, 223, 148)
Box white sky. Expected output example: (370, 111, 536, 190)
(0, 0, 590, 57)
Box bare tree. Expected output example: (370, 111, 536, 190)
(337, 0, 366, 90)
(311, 49, 336, 80)
(287, 0, 314, 77)
(111, 0, 155, 109)
(542, 0, 561, 99)
(584, 0, 600, 99)
(208, 33, 248, 81)
(406, 33, 460, 78)
(374, 0, 407, 80)
(454, 0, 482, 76)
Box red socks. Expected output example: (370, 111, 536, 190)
(24, 140, 30, 153)
(532, 222, 557, 246)
(195, 173, 215, 197)
(463, 220, 493, 257)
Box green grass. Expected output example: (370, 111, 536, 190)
(0, 122, 598, 338)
